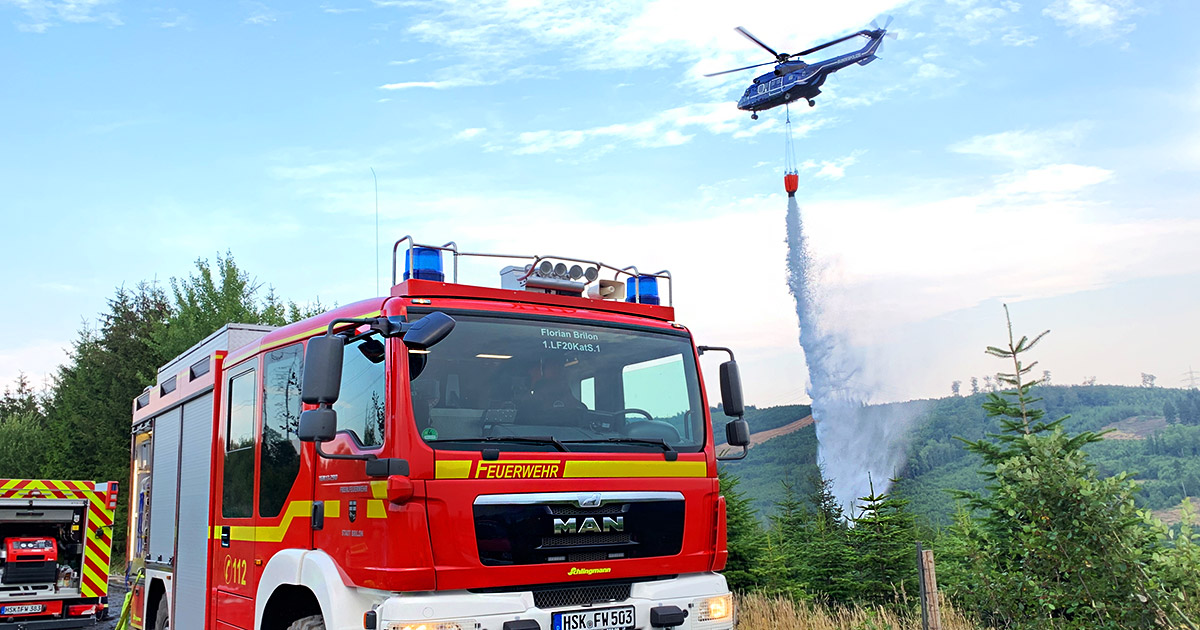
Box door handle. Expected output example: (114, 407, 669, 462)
(221, 525, 230, 548)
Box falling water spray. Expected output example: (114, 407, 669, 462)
(784, 192, 924, 516)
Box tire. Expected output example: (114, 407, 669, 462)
(153, 592, 170, 630)
(287, 614, 326, 630)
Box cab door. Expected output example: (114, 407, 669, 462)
(211, 363, 259, 630)
(253, 344, 309, 583)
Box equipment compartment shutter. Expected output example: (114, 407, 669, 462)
(148, 406, 182, 563)
(175, 393, 215, 629)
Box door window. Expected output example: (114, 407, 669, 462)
(259, 344, 303, 518)
(223, 368, 256, 519)
(333, 338, 386, 448)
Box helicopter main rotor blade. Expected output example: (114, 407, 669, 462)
(704, 60, 777, 77)
(792, 32, 863, 58)
(735, 26, 784, 60)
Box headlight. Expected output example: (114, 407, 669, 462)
(696, 594, 733, 622)
(387, 621, 475, 630)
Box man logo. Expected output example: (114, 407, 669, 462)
(553, 516, 624, 535)
(578, 493, 602, 508)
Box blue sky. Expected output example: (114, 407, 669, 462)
(1, 0, 1197, 405)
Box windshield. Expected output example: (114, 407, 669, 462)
(408, 312, 705, 453)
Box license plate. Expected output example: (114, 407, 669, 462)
(552, 606, 635, 630)
(1, 604, 45, 615)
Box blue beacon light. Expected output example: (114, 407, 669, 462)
(625, 275, 660, 305)
(403, 246, 445, 282)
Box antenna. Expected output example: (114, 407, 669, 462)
(371, 167, 379, 295)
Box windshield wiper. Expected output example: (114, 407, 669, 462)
(561, 437, 676, 453)
(428, 436, 569, 452)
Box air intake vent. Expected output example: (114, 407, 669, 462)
(541, 533, 631, 547)
(532, 582, 631, 610)
(548, 504, 625, 517)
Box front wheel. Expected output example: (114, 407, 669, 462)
(287, 615, 326, 630)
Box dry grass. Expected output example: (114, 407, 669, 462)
(735, 592, 985, 630)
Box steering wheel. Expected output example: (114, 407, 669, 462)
(588, 408, 654, 433)
(618, 408, 654, 422)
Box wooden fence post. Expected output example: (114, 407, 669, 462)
(917, 543, 928, 630)
(920, 548, 942, 630)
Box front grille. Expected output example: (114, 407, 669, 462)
(548, 504, 626, 516)
(567, 551, 610, 562)
(533, 583, 632, 610)
(475, 497, 683, 566)
(541, 533, 632, 547)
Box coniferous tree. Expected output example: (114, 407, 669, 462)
(718, 470, 764, 593)
(849, 476, 917, 606)
(1, 374, 44, 422)
(796, 473, 855, 604)
(944, 306, 1198, 629)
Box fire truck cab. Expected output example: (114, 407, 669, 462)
(128, 239, 750, 630)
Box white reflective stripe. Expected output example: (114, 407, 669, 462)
(474, 491, 683, 506)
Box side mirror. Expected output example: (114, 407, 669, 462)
(725, 419, 750, 447)
(297, 407, 337, 443)
(301, 335, 345, 405)
(719, 360, 744, 418)
(404, 312, 456, 350)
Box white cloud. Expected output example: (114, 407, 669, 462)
(799, 153, 862, 180)
(994, 163, 1113, 196)
(1044, 0, 1141, 38)
(1000, 27, 1037, 46)
(915, 62, 955, 79)
(454, 127, 486, 140)
(391, 0, 910, 78)
(950, 123, 1089, 164)
(936, 0, 1022, 44)
(244, 2, 277, 25)
(512, 102, 827, 154)
(379, 77, 485, 90)
(321, 4, 363, 13)
(387, 58, 420, 65)
(3, 0, 120, 32)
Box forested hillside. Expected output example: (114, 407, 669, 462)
(895, 385, 1198, 527)
(721, 386, 1200, 528)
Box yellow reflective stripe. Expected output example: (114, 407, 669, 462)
(369, 480, 387, 499)
(325, 500, 341, 518)
(366, 500, 386, 519)
(563, 460, 707, 478)
(433, 459, 708, 479)
(436, 460, 472, 479)
(225, 310, 382, 366)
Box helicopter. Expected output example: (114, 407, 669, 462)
(707, 18, 895, 119)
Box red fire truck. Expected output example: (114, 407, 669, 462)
(127, 238, 750, 630)
(0, 479, 119, 629)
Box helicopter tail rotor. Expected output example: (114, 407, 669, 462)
(870, 15, 894, 31)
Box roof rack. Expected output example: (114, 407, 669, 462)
(390, 236, 673, 306)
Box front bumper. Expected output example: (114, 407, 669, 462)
(375, 573, 733, 630)
(0, 618, 93, 630)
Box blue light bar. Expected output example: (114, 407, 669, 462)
(625, 275, 660, 305)
(403, 246, 445, 282)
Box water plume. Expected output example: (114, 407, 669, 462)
(784, 195, 923, 515)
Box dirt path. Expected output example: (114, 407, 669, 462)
(748, 415, 814, 447)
